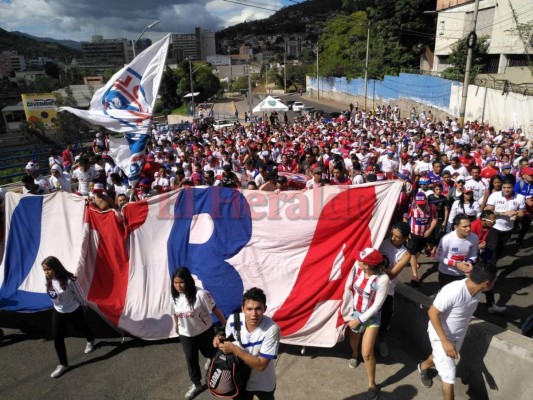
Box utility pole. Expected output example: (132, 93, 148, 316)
(316, 43, 319, 100)
(284, 39, 287, 93)
(459, 0, 480, 127)
(265, 63, 268, 94)
(188, 57, 195, 119)
(363, 24, 370, 111)
(248, 65, 253, 117)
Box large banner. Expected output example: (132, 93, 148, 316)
(21, 93, 58, 129)
(0, 182, 402, 347)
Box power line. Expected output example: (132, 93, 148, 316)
(221, 0, 279, 12)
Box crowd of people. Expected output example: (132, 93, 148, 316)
(3, 106, 533, 399)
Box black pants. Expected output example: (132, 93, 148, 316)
(52, 306, 94, 366)
(180, 326, 217, 386)
(518, 215, 532, 243)
(487, 228, 512, 262)
(438, 272, 464, 289)
(378, 295, 394, 339)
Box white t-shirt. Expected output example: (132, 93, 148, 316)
(486, 192, 526, 231)
(436, 231, 478, 276)
(73, 167, 96, 195)
(49, 172, 72, 193)
(464, 177, 487, 202)
(47, 279, 85, 313)
(225, 313, 280, 392)
(428, 279, 480, 345)
(379, 239, 408, 296)
(172, 288, 216, 337)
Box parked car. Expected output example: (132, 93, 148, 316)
(301, 106, 316, 115)
(272, 96, 281, 102)
(292, 101, 305, 112)
(213, 119, 236, 130)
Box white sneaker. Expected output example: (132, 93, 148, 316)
(184, 383, 203, 400)
(488, 304, 507, 314)
(50, 364, 69, 378)
(84, 340, 96, 354)
(348, 358, 360, 369)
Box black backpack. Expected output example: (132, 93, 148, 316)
(208, 312, 251, 398)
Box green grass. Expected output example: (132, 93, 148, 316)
(172, 104, 189, 116)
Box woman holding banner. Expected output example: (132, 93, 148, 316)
(42, 256, 96, 378)
(171, 267, 227, 400)
(347, 248, 390, 400)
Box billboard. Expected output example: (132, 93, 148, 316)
(21, 93, 58, 129)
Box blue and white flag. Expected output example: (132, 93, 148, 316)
(59, 34, 170, 132)
(108, 132, 151, 185)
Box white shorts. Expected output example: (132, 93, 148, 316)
(429, 332, 463, 385)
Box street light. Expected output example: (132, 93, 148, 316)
(188, 58, 194, 118)
(132, 20, 160, 59)
(315, 43, 319, 100)
(363, 24, 370, 111)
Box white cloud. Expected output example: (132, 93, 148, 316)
(0, 0, 289, 41)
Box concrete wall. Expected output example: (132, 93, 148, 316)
(393, 283, 533, 400)
(307, 73, 533, 134)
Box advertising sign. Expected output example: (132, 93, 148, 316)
(21, 93, 58, 129)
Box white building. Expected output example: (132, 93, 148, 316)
(432, 0, 532, 74)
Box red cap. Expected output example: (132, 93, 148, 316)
(522, 167, 533, 176)
(356, 248, 383, 266)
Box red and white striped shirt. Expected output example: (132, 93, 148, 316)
(351, 262, 390, 323)
(406, 204, 437, 236)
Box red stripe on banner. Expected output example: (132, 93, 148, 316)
(122, 200, 149, 235)
(85, 208, 129, 325)
(272, 187, 377, 336)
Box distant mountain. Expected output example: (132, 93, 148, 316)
(10, 31, 81, 51)
(0, 27, 81, 62)
(217, 0, 343, 40)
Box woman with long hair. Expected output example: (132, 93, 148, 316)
(171, 267, 227, 400)
(42, 256, 95, 378)
(480, 175, 503, 209)
(447, 188, 481, 230)
(347, 248, 390, 400)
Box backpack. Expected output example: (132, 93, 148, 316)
(208, 312, 251, 398)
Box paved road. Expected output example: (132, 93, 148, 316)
(0, 319, 474, 400)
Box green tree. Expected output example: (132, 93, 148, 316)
(55, 86, 88, 143)
(157, 66, 181, 115)
(441, 35, 490, 82)
(318, 1, 436, 78)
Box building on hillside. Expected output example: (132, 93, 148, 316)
(169, 27, 216, 63)
(54, 84, 105, 108)
(0, 51, 26, 78)
(80, 35, 132, 72)
(432, 0, 532, 74)
(11, 70, 46, 85)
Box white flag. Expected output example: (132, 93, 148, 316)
(59, 34, 170, 132)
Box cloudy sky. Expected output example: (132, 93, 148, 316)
(0, 0, 294, 42)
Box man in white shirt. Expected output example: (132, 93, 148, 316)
(214, 287, 280, 399)
(485, 180, 526, 262)
(443, 157, 469, 178)
(417, 265, 496, 399)
(49, 164, 72, 193)
(435, 214, 478, 288)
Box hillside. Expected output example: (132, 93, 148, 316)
(0, 27, 81, 62)
(10, 31, 81, 52)
(217, 0, 343, 40)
